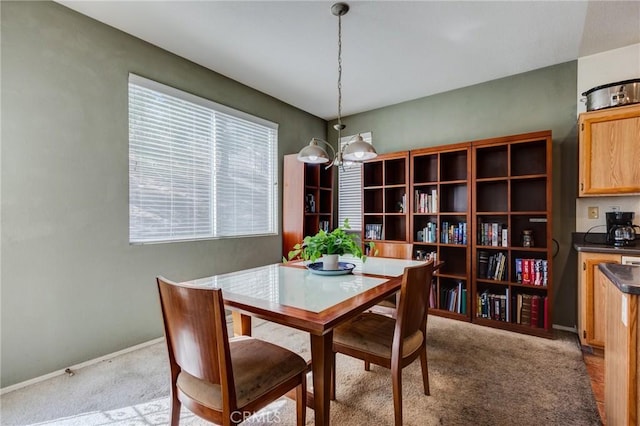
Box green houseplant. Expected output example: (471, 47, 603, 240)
(287, 219, 375, 267)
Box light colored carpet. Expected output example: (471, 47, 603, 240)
(1, 316, 601, 425)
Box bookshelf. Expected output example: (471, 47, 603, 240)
(410, 143, 471, 321)
(471, 131, 553, 338)
(282, 154, 333, 258)
(362, 151, 410, 246)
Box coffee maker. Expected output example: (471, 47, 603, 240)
(606, 211, 638, 247)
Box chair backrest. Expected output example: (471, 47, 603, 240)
(372, 242, 414, 260)
(157, 277, 234, 394)
(394, 261, 435, 344)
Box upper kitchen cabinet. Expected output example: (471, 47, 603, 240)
(578, 103, 640, 196)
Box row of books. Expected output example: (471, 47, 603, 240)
(476, 290, 548, 328)
(364, 223, 383, 240)
(414, 189, 437, 213)
(416, 222, 437, 243)
(441, 221, 467, 245)
(478, 222, 508, 247)
(431, 281, 467, 314)
(515, 258, 548, 286)
(515, 293, 548, 328)
(477, 251, 507, 281)
(477, 290, 509, 321)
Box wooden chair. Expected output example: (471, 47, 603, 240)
(157, 277, 307, 426)
(330, 261, 435, 426)
(370, 242, 414, 316)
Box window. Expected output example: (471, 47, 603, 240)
(338, 132, 373, 232)
(128, 74, 278, 243)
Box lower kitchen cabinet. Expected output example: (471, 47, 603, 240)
(578, 252, 621, 349)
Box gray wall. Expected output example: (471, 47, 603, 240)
(329, 62, 579, 329)
(1, 1, 325, 387)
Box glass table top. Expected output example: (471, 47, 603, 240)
(187, 263, 388, 313)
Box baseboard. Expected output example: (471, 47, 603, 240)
(552, 324, 578, 334)
(0, 337, 164, 395)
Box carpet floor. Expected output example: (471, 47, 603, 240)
(1, 315, 601, 425)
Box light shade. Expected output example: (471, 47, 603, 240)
(342, 134, 378, 161)
(297, 138, 330, 164)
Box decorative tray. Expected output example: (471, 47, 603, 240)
(306, 262, 356, 276)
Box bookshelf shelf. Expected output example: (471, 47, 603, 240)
(283, 154, 334, 258)
(472, 131, 553, 338)
(409, 143, 472, 320)
(362, 151, 410, 245)
(355, 131, 552, 338)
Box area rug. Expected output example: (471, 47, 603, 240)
(1, 316, 601, 425)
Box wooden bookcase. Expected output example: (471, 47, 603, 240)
(282, 154, 333, 258)
(471, 130, 553, 338)
(362, 151, 410, 245)
(410, 143, 471, 321)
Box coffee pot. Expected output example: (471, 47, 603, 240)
(611, 224, 640, 247)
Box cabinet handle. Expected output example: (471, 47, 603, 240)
(581, 123, 584, 131)
(583, 262, 586, 271)
(580, 183, 584, 191)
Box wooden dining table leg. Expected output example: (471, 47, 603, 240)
(310, 331, 333, 426)
(231, 311, 252, 336)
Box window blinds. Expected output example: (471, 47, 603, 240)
(128, 74, 278, 243)
(338, 132, 373, 232)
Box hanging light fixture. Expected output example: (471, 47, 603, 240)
(297, 2, 377, 167)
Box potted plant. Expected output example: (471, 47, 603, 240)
(287, 219, 375, 270)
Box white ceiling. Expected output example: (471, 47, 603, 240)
(58, 1, 640, 120)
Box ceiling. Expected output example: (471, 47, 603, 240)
(57, 1, 640, 120)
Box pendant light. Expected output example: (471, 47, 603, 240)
(297, 2, 377, 167)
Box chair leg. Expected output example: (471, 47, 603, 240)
(296, 374, 307, 426)
(169, 387, 181, 426)
(391, 363, 403, 426)
(364, 360, 370, 371)
(330, 352, 336, 400)
(420, 346, 430, 396)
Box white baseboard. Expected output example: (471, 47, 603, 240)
(0, 337, 164, 395)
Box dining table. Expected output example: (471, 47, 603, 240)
(182, 255, 430, 425)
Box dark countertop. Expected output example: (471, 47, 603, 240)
(599, 263, 640, 295)
(573, 232, 640, 255)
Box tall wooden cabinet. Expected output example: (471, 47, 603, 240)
(578, 103, 640, 196)
(471, 131, 553, 337)
(282, 154, 333, 258)
(410, 143, 471, 320)
(362, 151, 409, 244)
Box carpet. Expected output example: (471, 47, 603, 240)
(0, 316, 601, 425)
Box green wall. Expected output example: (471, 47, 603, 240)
(1, 0, 581, 389)
(0, 1, 325, 387)
(329, 62, 579, 329)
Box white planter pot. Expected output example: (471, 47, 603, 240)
(322, 254, 339, 270)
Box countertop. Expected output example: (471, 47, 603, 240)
(599, 263, 640, 295)
(573, 232, 640, 255)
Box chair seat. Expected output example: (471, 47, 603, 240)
(333, 313, 423, 359)
(177, 336, 307, 411)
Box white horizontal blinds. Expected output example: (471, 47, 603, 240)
(212, 111, 277, 237)
(129, 74, 278, 243)
(338, 132, 373, 231)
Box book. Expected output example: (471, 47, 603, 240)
(478, 251, 489, 278)
(520, 294, 532, 326)
(530, 295, 540, 327)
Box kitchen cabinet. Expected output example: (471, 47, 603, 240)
(578, 103, 640, 196)
(578, 252, 621, 348)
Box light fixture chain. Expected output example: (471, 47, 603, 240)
(337, 12, 342, 126)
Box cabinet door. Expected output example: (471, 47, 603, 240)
(578, 252, 621, 348)
(579, 104, 640, 196)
